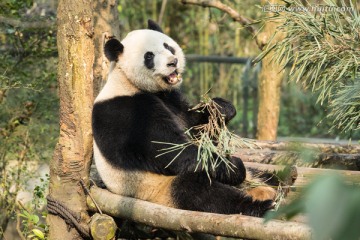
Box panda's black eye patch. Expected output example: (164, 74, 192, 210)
(163, 43, 175, 55)
(144, 51, 155, 69)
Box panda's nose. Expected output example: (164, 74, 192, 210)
(167, 58, 178, 67)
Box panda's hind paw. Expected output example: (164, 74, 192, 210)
(257, 199, 276, 217)
(244, 199, 275, 217)
(246, 186, 277, 202)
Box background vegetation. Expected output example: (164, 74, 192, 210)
(0, 0, 57, 236)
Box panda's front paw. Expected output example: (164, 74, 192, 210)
(211, 156, 246, 186)
(212, 97, 236, 122)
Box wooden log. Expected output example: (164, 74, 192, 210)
(235, 149, 360, 170)
(87, 187, 312, 240)
(244, 162, 360, 188)
(251, 140, 360, 154)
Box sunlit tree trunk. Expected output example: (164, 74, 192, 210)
(93, 0, 120, 97)
(256, 0, 285, 140)
(47, 0, 94, 239)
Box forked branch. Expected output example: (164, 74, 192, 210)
(180, 0, 264, 49)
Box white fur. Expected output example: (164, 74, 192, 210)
(95, 67, 139, 103)
(93, 141, 137, 196)
(94, 141, 175, 206)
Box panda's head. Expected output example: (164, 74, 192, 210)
(104, 20, 185, 92)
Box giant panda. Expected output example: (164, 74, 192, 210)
(92, 20, 281, 217)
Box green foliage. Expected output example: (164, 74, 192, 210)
(0, 0, 33, 17)
(18, 175, 49, 240)
(0, 130, 33, 235)
(0, 0, 57, 236)
(265, 174, 360, 240)
(256, 0, 360, 133)
(329, 80, 360, 132)
(0, 0, 58, 161)
(280, 81, 329, 136)
(19, 209, 47, 240)
(33, 174, 49, 209)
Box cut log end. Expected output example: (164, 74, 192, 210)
(90, 213, 117, 240)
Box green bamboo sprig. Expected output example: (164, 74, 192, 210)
(154, 95, 257, 182)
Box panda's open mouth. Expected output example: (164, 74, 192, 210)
(163, 70, 182, 85)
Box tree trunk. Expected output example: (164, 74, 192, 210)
(256, 0, 285, 140)
(92, 0, 120, 97)
(47, 0, 94, 239)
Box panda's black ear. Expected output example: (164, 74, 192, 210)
(104, 38, 124, 62)
(147, 19, 163, 33)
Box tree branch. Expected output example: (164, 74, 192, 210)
(87, 187, 312, 240)
(180, 0, 264, 49)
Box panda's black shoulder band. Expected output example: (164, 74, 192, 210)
(104, 38, 124, 62)
(147, 19, 163, 33)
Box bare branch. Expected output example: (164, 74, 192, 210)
(180, 0, 264, 49)
(87, 187, 312, 240)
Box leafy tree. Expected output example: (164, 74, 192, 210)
(256, 0, 359, 134)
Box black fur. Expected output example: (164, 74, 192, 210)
(104, 38, 124, 62)
(144, 52, 155, 69)
(164, 43, 175, 55)
(147, 19, 163, 33)
(212, 97, 236, 123)
(92, 90, 273, 216)
(172, 172, 274, 216)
